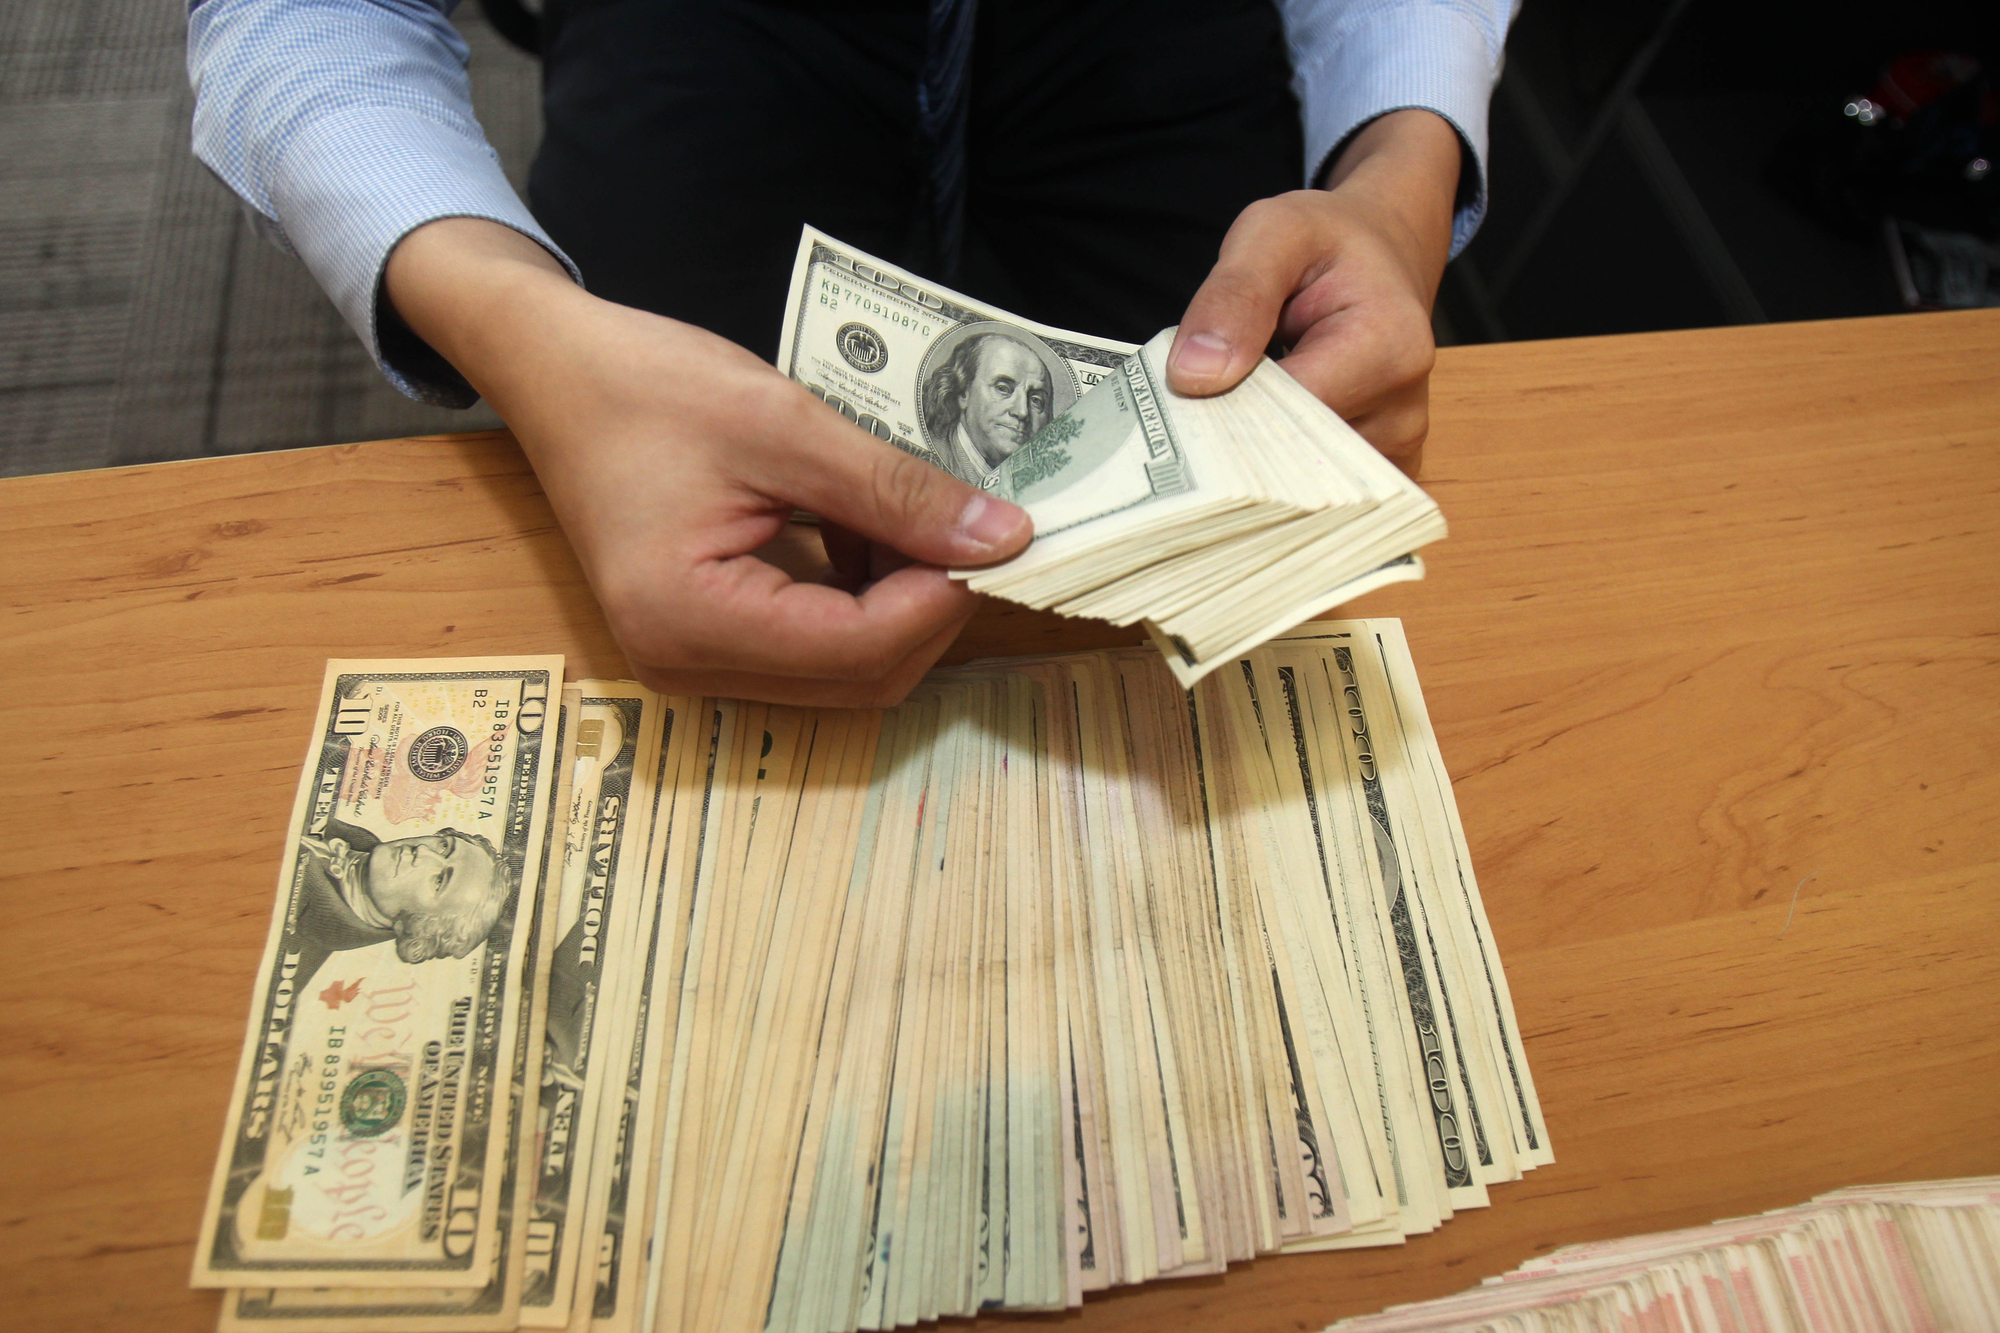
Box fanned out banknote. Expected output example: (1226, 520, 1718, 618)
(199, 625, 1550, 1333)
(516, 685, 658, 1328)
(778, 228, 1444, 685)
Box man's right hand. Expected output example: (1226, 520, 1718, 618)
(385, 218, 1032, 708)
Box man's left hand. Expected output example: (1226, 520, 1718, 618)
(1165, 109, 1465, 470)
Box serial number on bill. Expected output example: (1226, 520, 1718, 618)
(818, 282, 933, 335)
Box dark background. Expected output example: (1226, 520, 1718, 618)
(1435, 0, 2000, 344)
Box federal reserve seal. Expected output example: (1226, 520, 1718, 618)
(835, 322, 888, 374)
(408, 725, 469, 782)
(339, 1069, 407, 1139)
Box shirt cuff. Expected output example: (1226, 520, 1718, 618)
(1288, 3, 1502, 256)
(264, 103, 581, 407)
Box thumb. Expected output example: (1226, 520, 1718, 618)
(1167, 197, 1319, 397)
(774, 397, 1033, 568)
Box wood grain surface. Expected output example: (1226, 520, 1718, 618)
(2, 311, 1996, 1332)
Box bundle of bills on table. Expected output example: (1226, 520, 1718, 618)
(779, 229, 1445, 686)
(194, 620, 1547, 1333)
(1323, 1177, 2000, 1332)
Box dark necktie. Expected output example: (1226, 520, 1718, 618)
(917, 0, 978, 282)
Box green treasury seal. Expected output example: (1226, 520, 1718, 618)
(340, 1068, 408, 1138)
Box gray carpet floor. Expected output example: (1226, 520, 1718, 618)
(0, 0, 540, 478)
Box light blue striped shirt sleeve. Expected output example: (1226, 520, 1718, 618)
(1278, 0, 1519, 256)
(185, 0, 1514, 406)
(187, 0, 580, 407)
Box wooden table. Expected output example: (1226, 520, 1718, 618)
(3, 311, 1997, 1332)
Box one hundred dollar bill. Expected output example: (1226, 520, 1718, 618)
(780, 231, 1439, 685)
(193, 659, 563, 1289)
(777, 226, 1135, 491)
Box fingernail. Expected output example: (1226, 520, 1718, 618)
(1173, 331, 1232, 377)
(955, 492, 1026, 555)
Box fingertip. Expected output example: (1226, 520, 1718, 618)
(1168, 329, 1252, 397)
(1173, 330, 1233, 376)
(950, 491, 1032, 564)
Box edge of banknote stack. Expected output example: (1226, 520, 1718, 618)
(777, 228, 1444, 687)
(1320, 1176, 2000, 1331)
(194, 619, 1552, 1333)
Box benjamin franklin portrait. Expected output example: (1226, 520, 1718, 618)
(919, 326, 1072, 486)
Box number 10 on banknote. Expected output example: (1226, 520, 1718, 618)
(192, 658, 563, 1289)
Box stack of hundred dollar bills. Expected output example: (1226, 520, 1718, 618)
(780, 229, 1445, 686)
(194, 621, 1550, 1332)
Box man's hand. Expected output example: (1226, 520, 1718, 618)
(1165, 109, 1463, 469)
(385, 218, 1031, 708)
